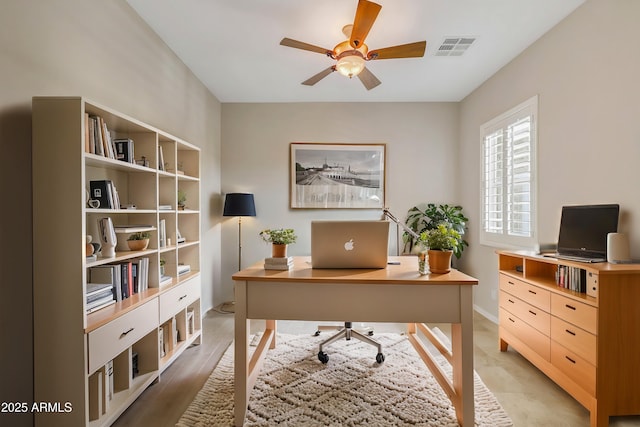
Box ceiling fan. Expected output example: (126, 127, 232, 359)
(280, 0, 426, 90)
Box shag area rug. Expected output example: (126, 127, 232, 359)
(176, 331, 512, 426)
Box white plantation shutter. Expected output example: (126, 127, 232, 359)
(481, 96, 537, 248)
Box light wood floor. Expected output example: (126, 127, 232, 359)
(113, 309, 640, 426)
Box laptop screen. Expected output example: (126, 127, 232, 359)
(311, 220, 390, 269)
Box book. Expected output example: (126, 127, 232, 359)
(264, 256, 294, 270)
(177, 264, 191, 276)
(159, 275, 173, 287)
(89, 180, 113, 209)
(113, 138, 134, 163)
(90, 265, 122, 301)
(86, 296, 116, 314)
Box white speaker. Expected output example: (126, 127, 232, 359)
(607, 232, 630, 263)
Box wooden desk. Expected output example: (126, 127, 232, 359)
(232, 256, 478, 426)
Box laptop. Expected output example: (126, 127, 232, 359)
(311, 220, 390, 269)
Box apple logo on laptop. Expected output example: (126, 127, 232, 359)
(344, 239, 355, 251)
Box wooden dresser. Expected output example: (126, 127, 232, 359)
(497, 250, 640, 427)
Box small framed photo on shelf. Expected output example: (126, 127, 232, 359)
(290, 142, 386, 209)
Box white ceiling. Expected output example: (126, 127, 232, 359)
(126, 0, 585, 103)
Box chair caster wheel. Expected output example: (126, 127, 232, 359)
(318, 351, 329, 364)
(314, 330, 321, 336)
(376, 353, 385, 364)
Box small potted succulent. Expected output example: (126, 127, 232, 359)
(419, 224, 462, 274)
(177, 189, 187, 210)
(259, 228, 297, 258)
(127, 231, 151, 251)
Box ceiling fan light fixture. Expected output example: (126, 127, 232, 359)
(336, 53, 365, 78)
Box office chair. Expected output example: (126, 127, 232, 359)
(316, 322, 385, 364)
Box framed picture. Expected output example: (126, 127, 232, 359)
(290, 143, 386, 209)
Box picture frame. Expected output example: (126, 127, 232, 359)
(290, 143, 386, 209)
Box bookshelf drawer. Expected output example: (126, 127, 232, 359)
(551, 342, 596, 395)
(551, 316, 596, 365)
(499, 290, 550, 335)
(88, 300, 159, 374)
(500, 307, 550, 361)
(551, 294, 597, 335)
(500, 274, 550, 312)
(159, 276, 200, 323)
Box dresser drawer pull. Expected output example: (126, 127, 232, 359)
(507, 281, 515, 286)
(565, 304, 577, 311)
(508, 299, 515, 304)
(528, 289, 537, 295)
(528, 310, 537, 315)
(565, 355, 576, 364)
(508, 317, 515, 323)
(120, 327, 135, 338)
(179, 294, 188, 301)
(565, 329, 576, 336)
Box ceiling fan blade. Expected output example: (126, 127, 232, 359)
(301, 67, 336, 86)
(280, 38, 333, 55)
(349, 0, 382, 48)
(357, 67, 381, 90)
(368, 41, 427, 60)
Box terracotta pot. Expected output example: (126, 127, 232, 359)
(271, 244, 287, 258)
(428, 249, 453, 274)
(128, 239, 149, 251)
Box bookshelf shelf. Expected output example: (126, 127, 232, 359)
(32, 96, 202, 426)
(497, 250, 640, 426)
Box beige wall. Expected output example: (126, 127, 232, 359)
(0, 1, 221, 424)
(220, 102, 460, 302)
(458, 0, 640, 320)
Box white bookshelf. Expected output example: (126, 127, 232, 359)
(32, 96, 202, 426)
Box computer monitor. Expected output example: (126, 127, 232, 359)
(556, 204, 619, 262)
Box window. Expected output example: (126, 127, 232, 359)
(480, 96, 537, 248)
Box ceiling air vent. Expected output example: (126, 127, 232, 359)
(435, 37, 476, 56)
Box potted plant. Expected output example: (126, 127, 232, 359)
(259, 228, 297, 258)
(127, 231, 151, 251)
(177, 189, 187, 210)
(405, 203, 468, 258)
(419, 224, 462, 274)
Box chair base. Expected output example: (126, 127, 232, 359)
(316, 322, 384, 364)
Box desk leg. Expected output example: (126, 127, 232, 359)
(234, 281, 249, 427)
(451, 286, 475, 426)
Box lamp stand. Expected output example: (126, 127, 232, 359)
(220, 216, 244, 314)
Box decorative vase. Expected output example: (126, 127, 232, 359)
(417, 251, 429, 275)
(428, 249, 453, 274)
(128, 239, 149, 251)
(271, 243, 287, 258)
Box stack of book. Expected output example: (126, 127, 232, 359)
(86, 283, 116, 314)
(264, 257, 294, 270)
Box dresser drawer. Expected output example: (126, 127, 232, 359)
(159, 275, 200, 323)
(88, 299, 159, 374)
(551, 342, 596, 395)
(500, 307, 550, 361)
(500, 274, 550, 312)
(500, 290, 550, 335)
(550, 293, 597, 334)
(551, 316, 596, 365)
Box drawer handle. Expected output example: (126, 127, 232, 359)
(120, 327, 135, 338)
(508, 317, 515, 323)
(179, 294, 188, 301)
(528, 290, 537, 295)
(508, 299, 515, 304)
(508, 281, 515, 285)
(528, 310, 537, 316)
(565, 304, 577, 311)
(565, 329, 576, 336)
(565, 355, 576, 364)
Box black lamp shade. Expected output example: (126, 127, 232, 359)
(223, 193, 256, 217)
